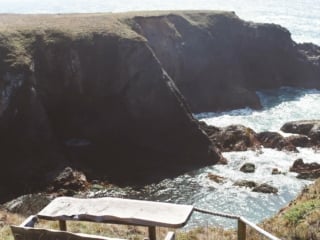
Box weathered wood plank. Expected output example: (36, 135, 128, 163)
(11, 226, 126, 240)
(19, 215, 37, 227)
(37, 197, 194, 228)
(164, 231, 175, 240)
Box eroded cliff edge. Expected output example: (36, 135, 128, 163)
(0, 13, 221, 202)
(131, 11, 320, 112)
(0, 11, 319, 202)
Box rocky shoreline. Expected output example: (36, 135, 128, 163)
(0, 11, 319, 203)
(2, 119, 319, 215)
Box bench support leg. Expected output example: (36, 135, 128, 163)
(148, 226, 156, 240)
(59, 220, 67, 231)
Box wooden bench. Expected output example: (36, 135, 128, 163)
(11, 215, 127, 240)
(11, 215, 176, 240)
(36, 197, 191, 240)
(11, 196, 184, 240)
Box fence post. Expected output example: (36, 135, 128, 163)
(238, 218, 246, 240)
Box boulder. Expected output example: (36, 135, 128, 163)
(252, 183, 278, 194)
(271, 168, 282, 175)
(234, 181, 278, 194)
(207, 173, 225, 183)
(3, 193, 52, 216)
(257, 131, 297, 151)
(234, 180, 258, 188)
(284, 135, 312, 148)
(240, 163, 256, 173)
(47, 167, 88, 193)
(290, 158, 320, 179)
(201, 122, 260, 151)
(297, 170, 320, 180)
(281, 120, 320, 145)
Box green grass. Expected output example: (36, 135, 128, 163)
(284, 199, 320, 224)
(258, 178, 320, 240)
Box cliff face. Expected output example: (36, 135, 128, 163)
(132, 12, 320, 112)
(0, 11, 319, 202)
(0, 15, 221, 202)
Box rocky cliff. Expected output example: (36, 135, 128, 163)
(0, 13, 221, 202)
(131, 11, 320, 112)
(0, 11, 319, 202)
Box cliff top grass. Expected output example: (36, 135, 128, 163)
(0, 10, 238, 69)
(0, 11, 237, 36)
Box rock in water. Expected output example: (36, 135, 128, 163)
(281, 120, 320, 145)
(240, 163, 256, 173)
(234, 180, 258, 188)
(290, 158, 320, 179)
(252, 183, 278, 194)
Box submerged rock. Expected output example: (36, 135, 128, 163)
(234, 180, 278, 194)
(240, 163, 256, 173)
(207, 173, 225, 183)
(252, 183, 278, 194)
(271, 168, 282, 175)
(234, 180, 258, 188)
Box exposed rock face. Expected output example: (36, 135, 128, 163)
(0, 13, 222, 202)
(132, 12, 320, 112)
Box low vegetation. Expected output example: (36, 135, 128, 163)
(258, 178, 320, 240)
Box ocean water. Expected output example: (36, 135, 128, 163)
(1, 0, 320, 228)
(87, 88, 319, 228)
(197, 87, 320, 132)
